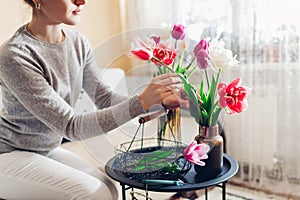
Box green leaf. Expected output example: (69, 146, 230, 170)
(210, 106, 222, 126)
(162, 163, 180, 172)
(201, 109, 209, 125)
(136, 150, 175, 165)
(133, 150, 176, 171)
(177, 73, 202, 123)
(135, 165, 146, 170)
(207, 75, 216, 111)
(175, 64, 181, 73)
(199, 82, 206, 101)
(210, 75, 217, 102)
(135, 161, 171, 171)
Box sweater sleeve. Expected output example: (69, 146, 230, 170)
(0, 44, 145, 141)
(78, 36, 147, 137)
(81, 36, 129, 109)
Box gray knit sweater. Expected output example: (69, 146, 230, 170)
(0, 25, 145, 155)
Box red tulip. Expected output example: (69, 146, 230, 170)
(130, 48, 153, 61)
(171, 24, 185, 40)
(218, 78, 251, 114)
(151, 45, 177, 66)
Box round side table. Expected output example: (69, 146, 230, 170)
(105, 153, 239, 200)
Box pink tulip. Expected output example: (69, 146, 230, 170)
(184, 140, 210, 166)
(151, 36, 160, 45)
(130, 48, 153, 61)
(193, 39, 210, 69)
(218, 78, 251, 114)
(171, 24, 185, 40)
(194, 39, 209, 55)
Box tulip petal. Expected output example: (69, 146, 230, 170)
(217, 78, 250, 114)
(171, 24, 185, 40)
(184, 140, 197, 155)
(184, 141, 210, 166)
(130, 48, 153, 60)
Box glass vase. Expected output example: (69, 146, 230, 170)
(194, 125, 223, 180)
(157, 107, 181, 142)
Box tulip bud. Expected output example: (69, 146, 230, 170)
(194, 39, 210, 69)
(151, 36, 160, 45)
(130, 48, 153, 61)
(171, 24, 185, 40)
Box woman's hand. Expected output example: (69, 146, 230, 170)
(138, 73, 189, 111)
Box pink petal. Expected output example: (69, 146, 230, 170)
(184, 140, 197, 155)
(186, 152, 207, 166)
(193, 160, 206, 166)
(172, 24, 185, 40)
(184, 153, 198, 164)
(195, 50, 209, 69)
(151, 36, 160, 45)
(218, 83, 227, 96)
(194, 143, 210, 155)
(218, 96, 227, 108)
(200, 154, 208, 160)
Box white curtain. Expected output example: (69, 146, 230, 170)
(120, 0, 300, 198)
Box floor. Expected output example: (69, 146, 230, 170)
(124, 183, 292, 200)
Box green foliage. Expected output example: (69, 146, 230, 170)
(177, 69, 222, 127)
(153, 47, 223, 127)
(133, 149, 176, 171)
(177, 73, 201, 124)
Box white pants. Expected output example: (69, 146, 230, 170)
(0, 147, 118, 200)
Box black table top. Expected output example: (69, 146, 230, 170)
(105, 153, 239, 192)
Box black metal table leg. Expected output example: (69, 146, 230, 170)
(131, 188, 135, 200)
(121, 183, 229, 200)
(222, 182, 226, 200)
(121, 184, 126, 200)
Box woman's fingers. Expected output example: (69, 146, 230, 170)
(151, 83, 182, 94)
(161, 89, 190, 109)
(151, 73, 182, 86)
(138, 73, 189, 111)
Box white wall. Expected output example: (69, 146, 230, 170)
(1, 0, 122, 48)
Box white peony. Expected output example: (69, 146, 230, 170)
(208, 39, 239, 70)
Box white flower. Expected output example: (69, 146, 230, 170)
(208, 39, 239, 70)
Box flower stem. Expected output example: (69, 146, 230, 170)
(205, 69, 210, 88)
(152, 57, 175, 73)
(214, 68, 222, 97)
(184, 57, 195, 74)
(187, 65, 197, 79)
(187, 57, 195, 69)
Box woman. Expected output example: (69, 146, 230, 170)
(0, 0, 188, 199)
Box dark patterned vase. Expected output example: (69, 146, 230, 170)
(194, 125, 223, 181)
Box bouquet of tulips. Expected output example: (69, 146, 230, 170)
(131, 24, 198, 142)
(130, 24, 251, 166)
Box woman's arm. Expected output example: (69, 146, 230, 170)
(0, 46, 145, 141)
